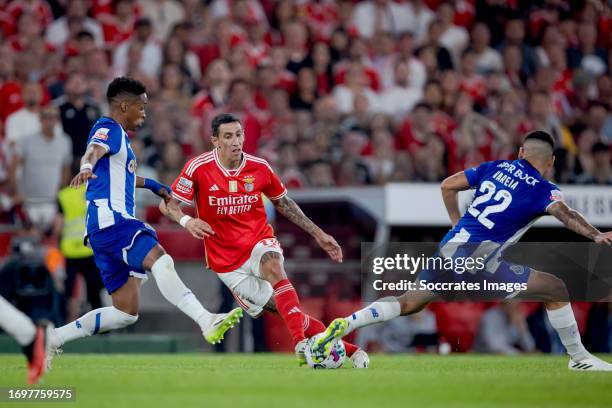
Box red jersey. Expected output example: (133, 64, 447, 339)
(171, 149, 287, 273)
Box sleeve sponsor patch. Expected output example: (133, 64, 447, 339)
(175, 177, 193, 194)
(92, 127, 110, 142)
(550, 189, 564, 202)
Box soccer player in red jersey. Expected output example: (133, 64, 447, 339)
(160, 113, 368, 367)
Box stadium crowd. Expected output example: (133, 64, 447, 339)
(0, 0, 610, 354)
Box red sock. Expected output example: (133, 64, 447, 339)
(303, 314, 359, 357)
(273, 279, 305, 346)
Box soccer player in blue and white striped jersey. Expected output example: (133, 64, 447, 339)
(46, 77, 242, 367)
(315, 131, 612, 371)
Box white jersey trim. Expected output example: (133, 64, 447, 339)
(109, 130, 127, 215)
(172, 191, 193, 206)
(214, 148, 246, 177)
(186, 151, 214, 176)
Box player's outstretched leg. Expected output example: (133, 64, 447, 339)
(521, 270, 612, 371)
(0, 296, 51, 384)
(146, 247, 242, 344)
(312, 290, 435, 362)
(46, 278, 141, 369)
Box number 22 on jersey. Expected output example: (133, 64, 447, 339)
(467, 180, 513, 229)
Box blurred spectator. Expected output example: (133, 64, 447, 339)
(157, 140, 184, 187)
(364, 128, 396, 184)
(567, 22, 608, 77)
(473, 303, 536, 355)
(408, 0, 435, 46)
(335, 129, 371, 186)
(586, 101, 612, 144)
(305, 159, 335, 188)
(379, 59, 423, 117)
(350, 0, 415, 39)
(113, 17, 162, 79)
(45, 0, 104, 48)
(290, 67, 318, 112)
(469, 22, 503, 74)
(98, 0, 137, 47)
(496, 17, 537, 78)
(5, 81, 44, 155)
(55, 72, 101, 173)
(8, 105, 71, 232)
(163, 35, 201, 85)
(436, 2, 469, 66)
(573, 142, 612, 185)
(138, 0, 185, 42)
(333, 63, 379, 114)
(207, 78, 262, 154)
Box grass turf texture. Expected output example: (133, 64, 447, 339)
(1, 354, 611, 408)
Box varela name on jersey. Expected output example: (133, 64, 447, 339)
(443, 159, 563, 245)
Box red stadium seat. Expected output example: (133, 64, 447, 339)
(429, 302, 486, 352)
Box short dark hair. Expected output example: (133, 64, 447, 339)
(211, 113, 241, 137)
(592, 142, 609, 155)
(106, 77, 146, 104)
(523, 130, 555, 150)
(77, 30, 94, 41)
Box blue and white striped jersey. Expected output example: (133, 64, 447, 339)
(442, 159, 564, 246)
(85, 117, 137, 236)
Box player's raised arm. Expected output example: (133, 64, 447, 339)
(547, 201, 612, 245)
(271, 195, 343, 263)
(440, 171, 471, 227)
(70, 144, 107, 188)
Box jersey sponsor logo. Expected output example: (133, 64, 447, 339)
(243, 175, 255, 192)
(550, 189, 564, 202)
(176, 177, 193, 195)
(496, 162, 539, 186)
(229, 180, 238, 192)
(92, 127, 109, 141)
(209, 194, 259, 215)
(209, 184, 219, 191)
(128, 159, 136, 173)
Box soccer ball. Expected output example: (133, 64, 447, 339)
(305, 334, 346, 369)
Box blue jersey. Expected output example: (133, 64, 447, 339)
(85, 117, 137, 237)
(442, 159, 563, 245)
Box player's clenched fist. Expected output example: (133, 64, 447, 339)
(314, 232, 343, 263)
(70, 169, 96, 188)
(185, 218, 215, 240)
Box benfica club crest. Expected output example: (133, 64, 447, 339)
(243, 176, 255, 192)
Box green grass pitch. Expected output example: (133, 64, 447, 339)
(1, 354, 611, 408)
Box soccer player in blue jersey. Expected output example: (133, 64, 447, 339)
(315, 131, 612, 371)
(46, 77, 242, 366)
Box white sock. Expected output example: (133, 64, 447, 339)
(0, 296, 36, 346)
(54, 306, 138, 346)
(345, 297, 401, 334)
(150, 254, 213, 330)
(546, 304, 589, 362)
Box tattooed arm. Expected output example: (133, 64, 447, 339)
(547, 201, 612, 245)
(272, 195, 343, 263)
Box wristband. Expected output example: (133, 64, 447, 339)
(80, 163, 93, 172)
(179, 215, 192, 228)
(143, 178, 171, 196)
